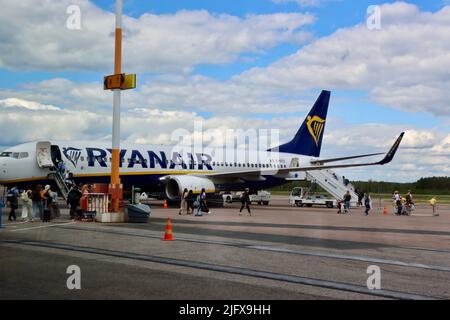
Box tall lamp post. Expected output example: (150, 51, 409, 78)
(104, 0, 136, 213)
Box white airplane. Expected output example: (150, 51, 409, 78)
(0, 91, 404, 199)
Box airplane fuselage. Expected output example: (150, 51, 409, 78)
(0, 141, 308, 192)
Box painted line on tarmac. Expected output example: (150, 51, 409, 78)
(2, 221, 30, 226)
(9, 222, 77, 232)
(0, 240, 437, 300)
(247, 246, 450, 273)
(57, 225, 450, 273)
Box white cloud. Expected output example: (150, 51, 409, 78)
(0, 0, 314, 73)
(238, 2, 450, 117)
(0, 98, 60, 111)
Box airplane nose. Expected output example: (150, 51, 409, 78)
(0, 159, 6, 183)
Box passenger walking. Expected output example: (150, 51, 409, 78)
(429, 196, 438, 216)
(363, 193, 372, 216)
(65, 171, 75, 189)
(393, 191, 402, 216)
(0, 197, 4, 226)
(239, 188, 252, 216)
(67, 185, 82, 221)
(31, 185, 45, 222)
(81, 184, 92, 212)
(405, 190, 414, 216)
(43, 185, 59, 219)
(20, 189, 33, 221)
(343, 191, 351, 214)
(179, 188, 188, 215)
(357, 190, 364, 207)
(7, 186, 19, 221)
(57, 160, 66, 176)
(186, 190, 194, 215)
(195, 189, 210, 216)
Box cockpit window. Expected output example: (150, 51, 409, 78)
(0, 152, 29, 159)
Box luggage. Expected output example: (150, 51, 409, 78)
(82, 211, 96, 222)
(43, 209, 51, 222)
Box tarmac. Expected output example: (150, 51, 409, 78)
(0, 196, 449, 300)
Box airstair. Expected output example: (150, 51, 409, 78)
(47, 171, 70, 200)
(305, 168, 358, 205)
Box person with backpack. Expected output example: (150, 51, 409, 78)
(0, 197, 4, 228)
(7, 186, 20, 221)
(179, 188, 188, 215)
(343, 191, 352, 214)
(31, 185, 45, 222)
(363, 193, 372, 216)
(42, 185, 55, 222)
(239, 188, 252, 216)
(20, 189, 33, 221)
(195, 189, 210, 216)
(186, 190, 194, 215)
(67, 184, 82, 221)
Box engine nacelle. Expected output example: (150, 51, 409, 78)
(165, 176, 216, 200)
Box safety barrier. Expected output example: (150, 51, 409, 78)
(85, 193, 109, 214)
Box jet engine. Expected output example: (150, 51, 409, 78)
(165, 175, 216, 199)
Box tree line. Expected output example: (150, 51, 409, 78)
(269, 176, 450, 195)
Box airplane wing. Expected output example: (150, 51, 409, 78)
(202, 132, 404, 180)
(310, 152, 384, 165)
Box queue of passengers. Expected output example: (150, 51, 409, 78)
(179, 188, 211, 216)
(3, 184, 60, 222)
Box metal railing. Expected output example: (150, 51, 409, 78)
(85, 193, 109, 214)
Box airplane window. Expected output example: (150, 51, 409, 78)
(0, 152, 12, 157)
(19, 152, 29, 159)
(12, 152, 20, 159)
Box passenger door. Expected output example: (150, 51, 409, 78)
(36, 141, 54, 168)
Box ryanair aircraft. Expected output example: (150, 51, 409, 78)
(0, 91, 404, 199)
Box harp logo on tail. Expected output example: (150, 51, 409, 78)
(307, 115, 326, 146)
(63, 147, 82, 168)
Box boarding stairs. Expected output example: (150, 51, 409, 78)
(47, 171, 70, 200)
(305, 168, 358, 205)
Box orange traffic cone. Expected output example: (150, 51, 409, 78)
(164, 199, 168, 209)
(383, 206, 388, 215)
(163, 218, 174, 241)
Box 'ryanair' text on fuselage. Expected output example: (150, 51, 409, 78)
(77, 148, 214, 170)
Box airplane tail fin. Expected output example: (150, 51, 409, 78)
(269, 90, 330, 157)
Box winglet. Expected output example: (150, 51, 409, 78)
(378, 132, 405, 165)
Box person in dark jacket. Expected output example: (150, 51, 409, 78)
(67, 184, 82, 221)
(7, 186, 19, 221)
(343, 191, 352, 214)
(31, 185, 45, 222)
(363, 193, 372, 216)
(239, 188, 252, 216)
(185, 190, 194, 214)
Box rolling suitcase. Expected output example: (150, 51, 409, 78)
(43, 208, 51, 222)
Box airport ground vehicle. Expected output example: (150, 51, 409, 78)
(250, 190, 271, 205)
(289, 187, 336, 208)
(222, 190, 271, 205)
